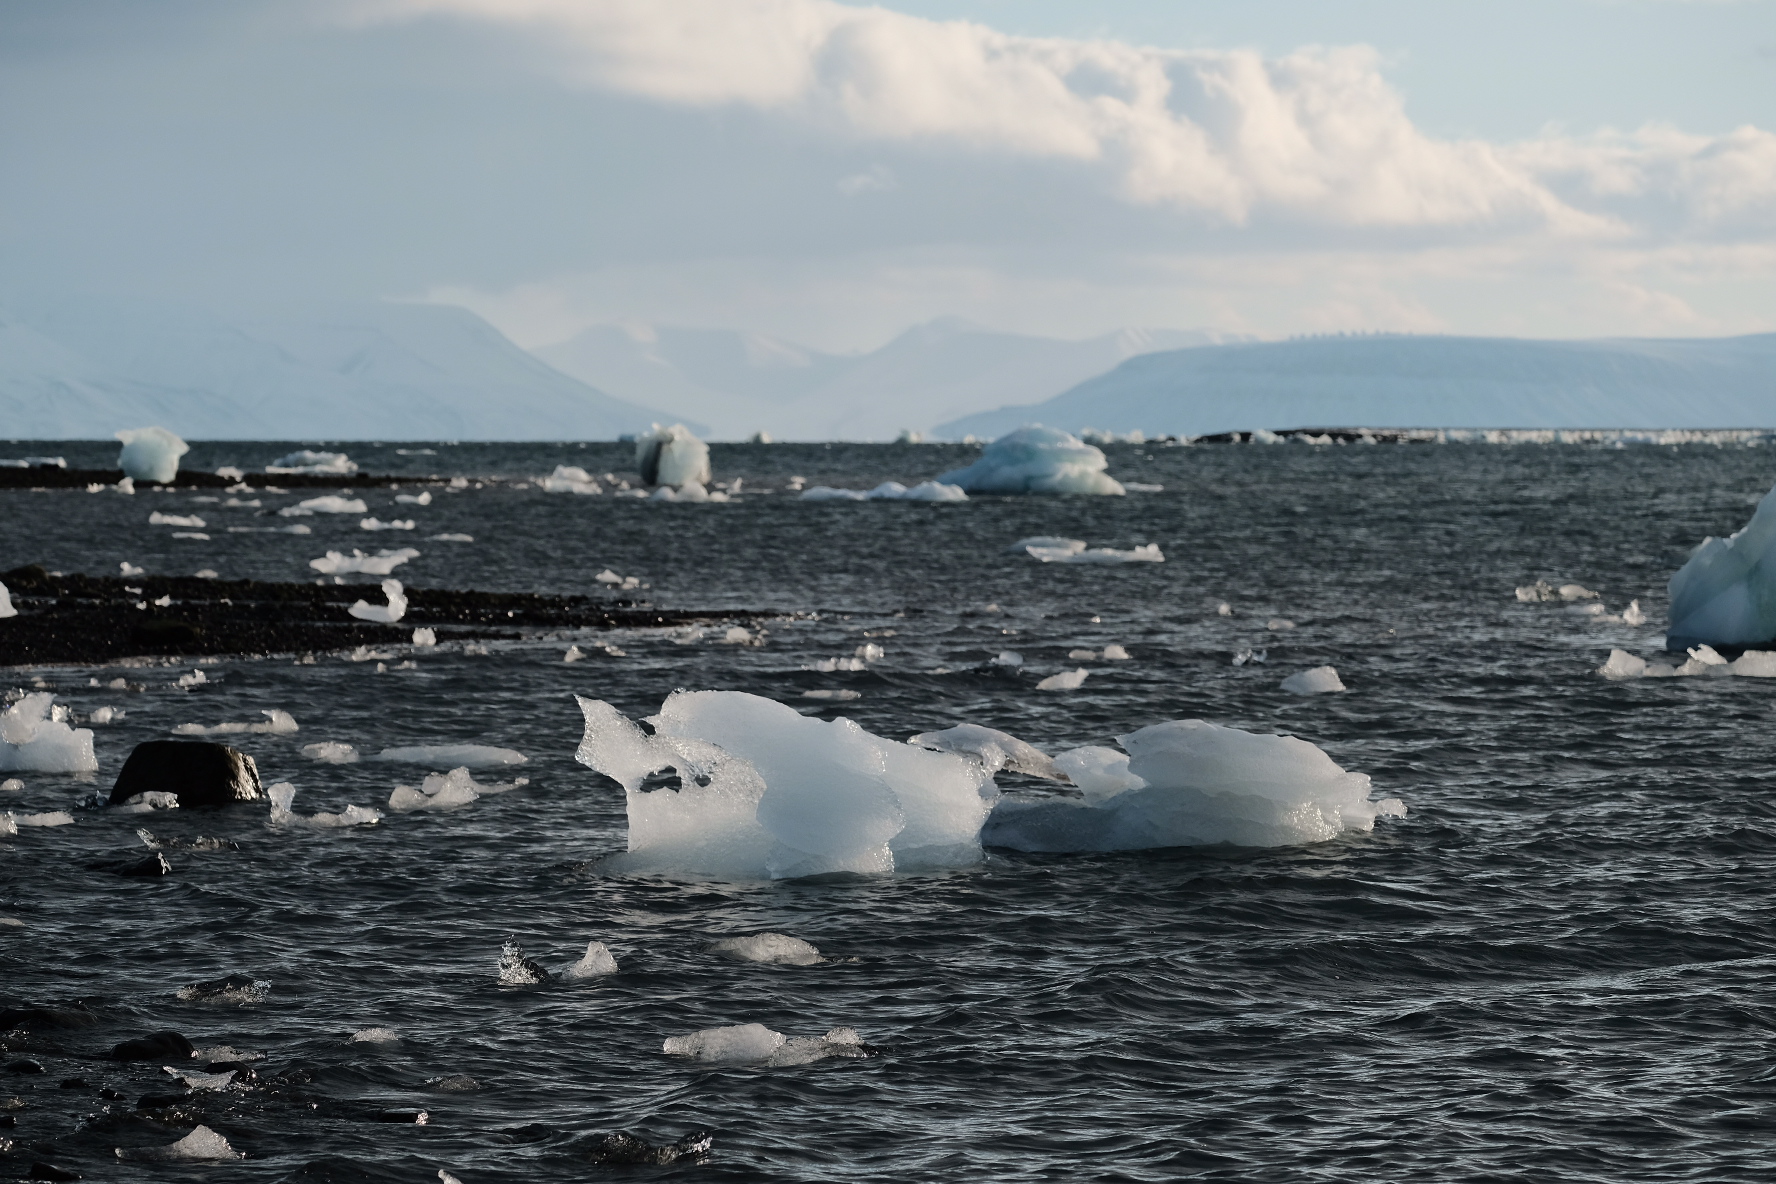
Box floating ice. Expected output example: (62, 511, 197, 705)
(268, 782, 383, 828)
(114, 1124, 244, 1163)
(175, 670, 209, 688)
(1267, 619, 1296, 631)
(9, 810, 75, 827)
(229, 524, 312, 535)
(164, 1066, 239, 1091)
(650, 480, 729, 503)
(115, 476, 136, 494)
(575, 691, 995, 879)
(1281, 666, 1346, 695)
(1515, 580, 1601, 604)
(348, 578, 408, 623)
(360, 517, 416, 531)
(1102, 644, 1131, 660)
(120, 561, 145, 577)
(1036, 669, 1090, 691)
(352, 1027, 400, 1043)
(709, 932, 823, 965)
(539, 465, 603, 494)
(1666, 483, 1776, 647)
(114, 791, 181, 814)
(1, 778, 20, 791)
(909, 723, 1063, 779)
(0, 456, 65, 468)
(1080, 427, 1146, 445)
(149, 511, 206, 528)
(388, 766, 528, 812)
(983, 719, 1404, 852)
(498, 939, 551, 985)
(311, 548, 418, 576)
(1231, 648, 1267, 666)
(992, 651, 1024, 667)
(1053, 746, 1147, 803)
(803, 689, 860, 701)
(1597, 645, 1776, 680)
(0, 581, 15, 619)
(0, 694, 98, 773)
(302, 741, 360, 763)
(937, 426, 1125, 495)
(806, 656, 867, 672)
(430, 533, 474, 542)
(396, 490, 432, 505)
(268, 450, 357, 475)
(636, 423, 711, 488)
(1008, 536, 1084, 555)
(663, 1023, 868, 1067)
(1024, 541, 1163, 564)
(855, 643, 885, 661)
(563, 940, 619, 979)
(1598, 649, 1650, 680)
(173, 709, 299, 737)
(800, 480, 967, 502)
(376, 744, 526, 768)
(410, 627, 436, 647)
(115, 427, 189, 483)
(281, 495, 369, 517)
(1624, 600, 1648, 626)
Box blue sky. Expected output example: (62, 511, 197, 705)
(1, 0, 1771, 349)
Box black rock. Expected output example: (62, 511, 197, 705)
(0, 1114, 16, 1127)
(108, 741, 262, 807)
(56, 1079, 85, 1090)
(28, 1163, 80, 1181)
(134, 1092, 193, 1110)
(111, 1031, 194, 1062)
(4, 1059, 43, 1075)
(98, 1089, 124, 1101)
(111, 853, 174, 878)
(181, 974, 264, 1000)
(0, 1008, 98, 1033)
(588, 1130, 714, 1166)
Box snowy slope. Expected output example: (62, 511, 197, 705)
(934, 334, 1776, 438)
(0, 297, 694, 440)
(534, 317, 1232, 440)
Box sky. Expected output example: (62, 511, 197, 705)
(0, 0, 1772, 351)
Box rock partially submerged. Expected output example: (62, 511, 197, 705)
(110, 742, 263, 808)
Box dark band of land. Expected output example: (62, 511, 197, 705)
(0, 565, 765, 666)
(0, 465, 445, 490)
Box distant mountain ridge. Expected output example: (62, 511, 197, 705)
(534, 317, 1239, 440)
(934, 334, 1776, 439)
(0, 296, 695, 440)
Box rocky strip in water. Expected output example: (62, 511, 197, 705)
(0, 566, 765, 666)
(0, 465, 445, 491)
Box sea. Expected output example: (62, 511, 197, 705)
(4, 438, 1776, 1182)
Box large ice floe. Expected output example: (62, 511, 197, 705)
(281, 495, 369, 517)
(636, 423, 711, 488)
(0, 693, 98, 774)
(662, 1023, 871, 1067)
(984, 720, 1403, 852)
(575, 691, 996, 879)
(936, 426, 1125, 495)
(1667, 482, 1776, 648)
(1010, 536, 1164, 564)
(115, 426, 188, 483)
(1597, 644, 1776, 680)
(800, 481, 967, 503)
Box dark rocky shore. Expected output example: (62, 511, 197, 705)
(0, 465, 444, 491)
(0, 565, 765, 666)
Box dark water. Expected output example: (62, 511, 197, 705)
(5, 440, 1776, 1182)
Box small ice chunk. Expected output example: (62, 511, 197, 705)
(268, 782, 297, 817)
(1036, 669, 1089, 691)
(708, 933, 823, 965)
(562, 940, 619, 979)
(430, 533, 474, 542)
(281, 495, 369, 516)
(0, 693, 98, 773)
(1216, 602, 1233, 616)
(803, 689, 861, 701)
(302, 741, 360, 763)
(351, 1027, 401, 1044)
(0, 580, 15, 619)
(11, 810, 75, 827)
(1101, 644, 1131, 660)
(412, 627, 436, 646)
(539, 465, 603, 494)
(1267, 618, 1296, 631)
(1559, 584, 1600, 601)
(1732, 650, 1776, 677)
(268, 450, 356, 475)
(1026, 542, 1163, 564)
(1053, 745, 1146, 803)
(498, 939, 552, 985)
(376, 745, 526, 768)
(348, 578, 408, 623)
(992, 651, 1024, 667)
(115, 791, 181, 814)
(311, 549, 418, 576)
(724, 627, 754, 644)
(1623, 599, 1648, 626)
(120, 561, 145, 577)
(172, 709, 299, 736)
(855, 643, 884, 661)
(595, 569, 624, 584)
(564, 645, 586, 662)
(1, 778, 21, 791)
(938, 426, 1125, 495)
(396, 490, 432, 505)
(115, 426, 188, 483)
(360, 517, 416, 531)
(114, 1124, 244, 1162)
(662, 1023, 785, 1063)
(194, 569, 219, 580)
(166, 1067, 238, 1091)
(149, 511, 206, 528)
(175, 670, 209, 688)
(1280, 666, 1346, 695)
(1069, 649, 1099, 660)
(1598, 649, 1648, 680)
(909, 723, 1063, 779)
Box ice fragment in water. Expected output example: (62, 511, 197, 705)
(1280, 666, 1346, 694)
(348, 579, 408, 623)
(0, 694, 98, 773)
(1008, 536, 1085, 555)
(115, 426, 188, 483)
(430, 533, 474, 542)
(636, 423, 711, 488)
(1036, 669, 1089, 691)
(1102, 644, 1130, 660)
(662, 1023, 785, 1063)
(1267, 618, 1296, 631)
(395, 490, 432, 505)
(984, 719, 1403, 852)
(1025, 542, 1163, 564)
(311, 549, 418, 576)
(800, 480, 966, 502)
(803, 689, 860, 701)
(412, 627, 436, 646)
(302, 741, 360, 763)
(562, 940, 619, 979)
(937, 426, 1125, 495)
(1, 778, 20, 791)
(708, 933, 822, 965)
(908, 723, 1062, 779)
(1598, 649, 1649, 679)
(498, 940, 551, 985)
(538, 465, 603, 494)
(115, 791, 181, 814)
(148, 511, 205, 528)
(360, 517, 416, 531)
(1053, 746, 1147, 803)
(114, 1124, 244, 1162)
(351, 1027, 400, 1044)
(376, 745, 526, 768)
(563, 645, 586, 662)
(172, 709, 299, 736)
(268, 450, 356, 474)
(0, 581, 15, 619)
(854, 643, 884, 661)
(575, 691, 994, 879)
(10, 810, 74, 827)
(992, 651, 1024, 667)
(1623, 599, 1648, 626)
(281, 495, 369, 516)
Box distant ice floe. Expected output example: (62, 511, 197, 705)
(937, 426, 1125, 495)
(311, 549, 418, 576)
(1068, 645, 1131, 661)
(430, 533, 474, 542)
(228, 524, 312, 535)
(539, 465, 603, 494)
(116, 426, 188, 483)
(648, 481, 728, 503)
(1079, 428, 1147, 445)
(708, 933, 823, 965)
(575, 691, 996, 879)
(7, 810, 75, 828)
(1281, 666, 1346, 694)
(113, 791, 179, 814)
(0, 455, 66, 468)
(376, 744, 527, 768)
(268, 782, 383, 828)
(984, 719, 1404, 852)
(348, 578, 408, 623)
(663, 1023, 870, 1067)
(360, 517, 415, 531)
(1516, 579, 1646, 625)
(595, 569, 642, 590)
(281, 495, 369, 517)
(0, 580, 16, 619)
(267, 450, 357, 475)
(637, 423, 711, 488)
(0, 693, 98, 774)
(800, 481, 967, 503)
(803, 689, 860, 701)
(115, 1125, 244, 1163)
(174, 709, 299, 736)
(389, 766, 528, 812)
(1598, 644, 1776, 680)
(1012, 536, 1163, 564)
(149, 511, 206, 529)
(396, 490, 432, 505)
(351, 1027, 400, 1044)
(303, 741, 360, 763)
(1036, 669, 1090, 691)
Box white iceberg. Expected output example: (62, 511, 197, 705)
(799, 481, 967, 503)
(983, 719, 1404, 852)
(574, 691, 995, 879)
(10, 810, 75, 827)
(636, 423, 711, 488)
(1280, 666, 1346, 695)
(149, 511, 206, 528)
(351, 1027, 400, 1043)
(936, 426, 1125, 495)
(562, 940, 619, 979)
(173, 709, 299, 736)
(539, 465, 603, 494)
(708, 933, 823, 965)
(0, 693, 98, 773)
(1596, 645, 1776, 680)
(1667, 482, 1776, 647)
(267, 450, 357, 475)
(348, 579, 408, 623)
(376, 744, 526, 768)
(0, 580, 15, 619)
(281, 495, 369, 517)
(311, 549, 418, 576)
(115, 427, 189, 483)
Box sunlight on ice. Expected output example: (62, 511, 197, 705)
(0, 693, 98, 773)
(937, 426, 1126, 495)
(708, 933, 823, 965)
(115, 426, 188, 483)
